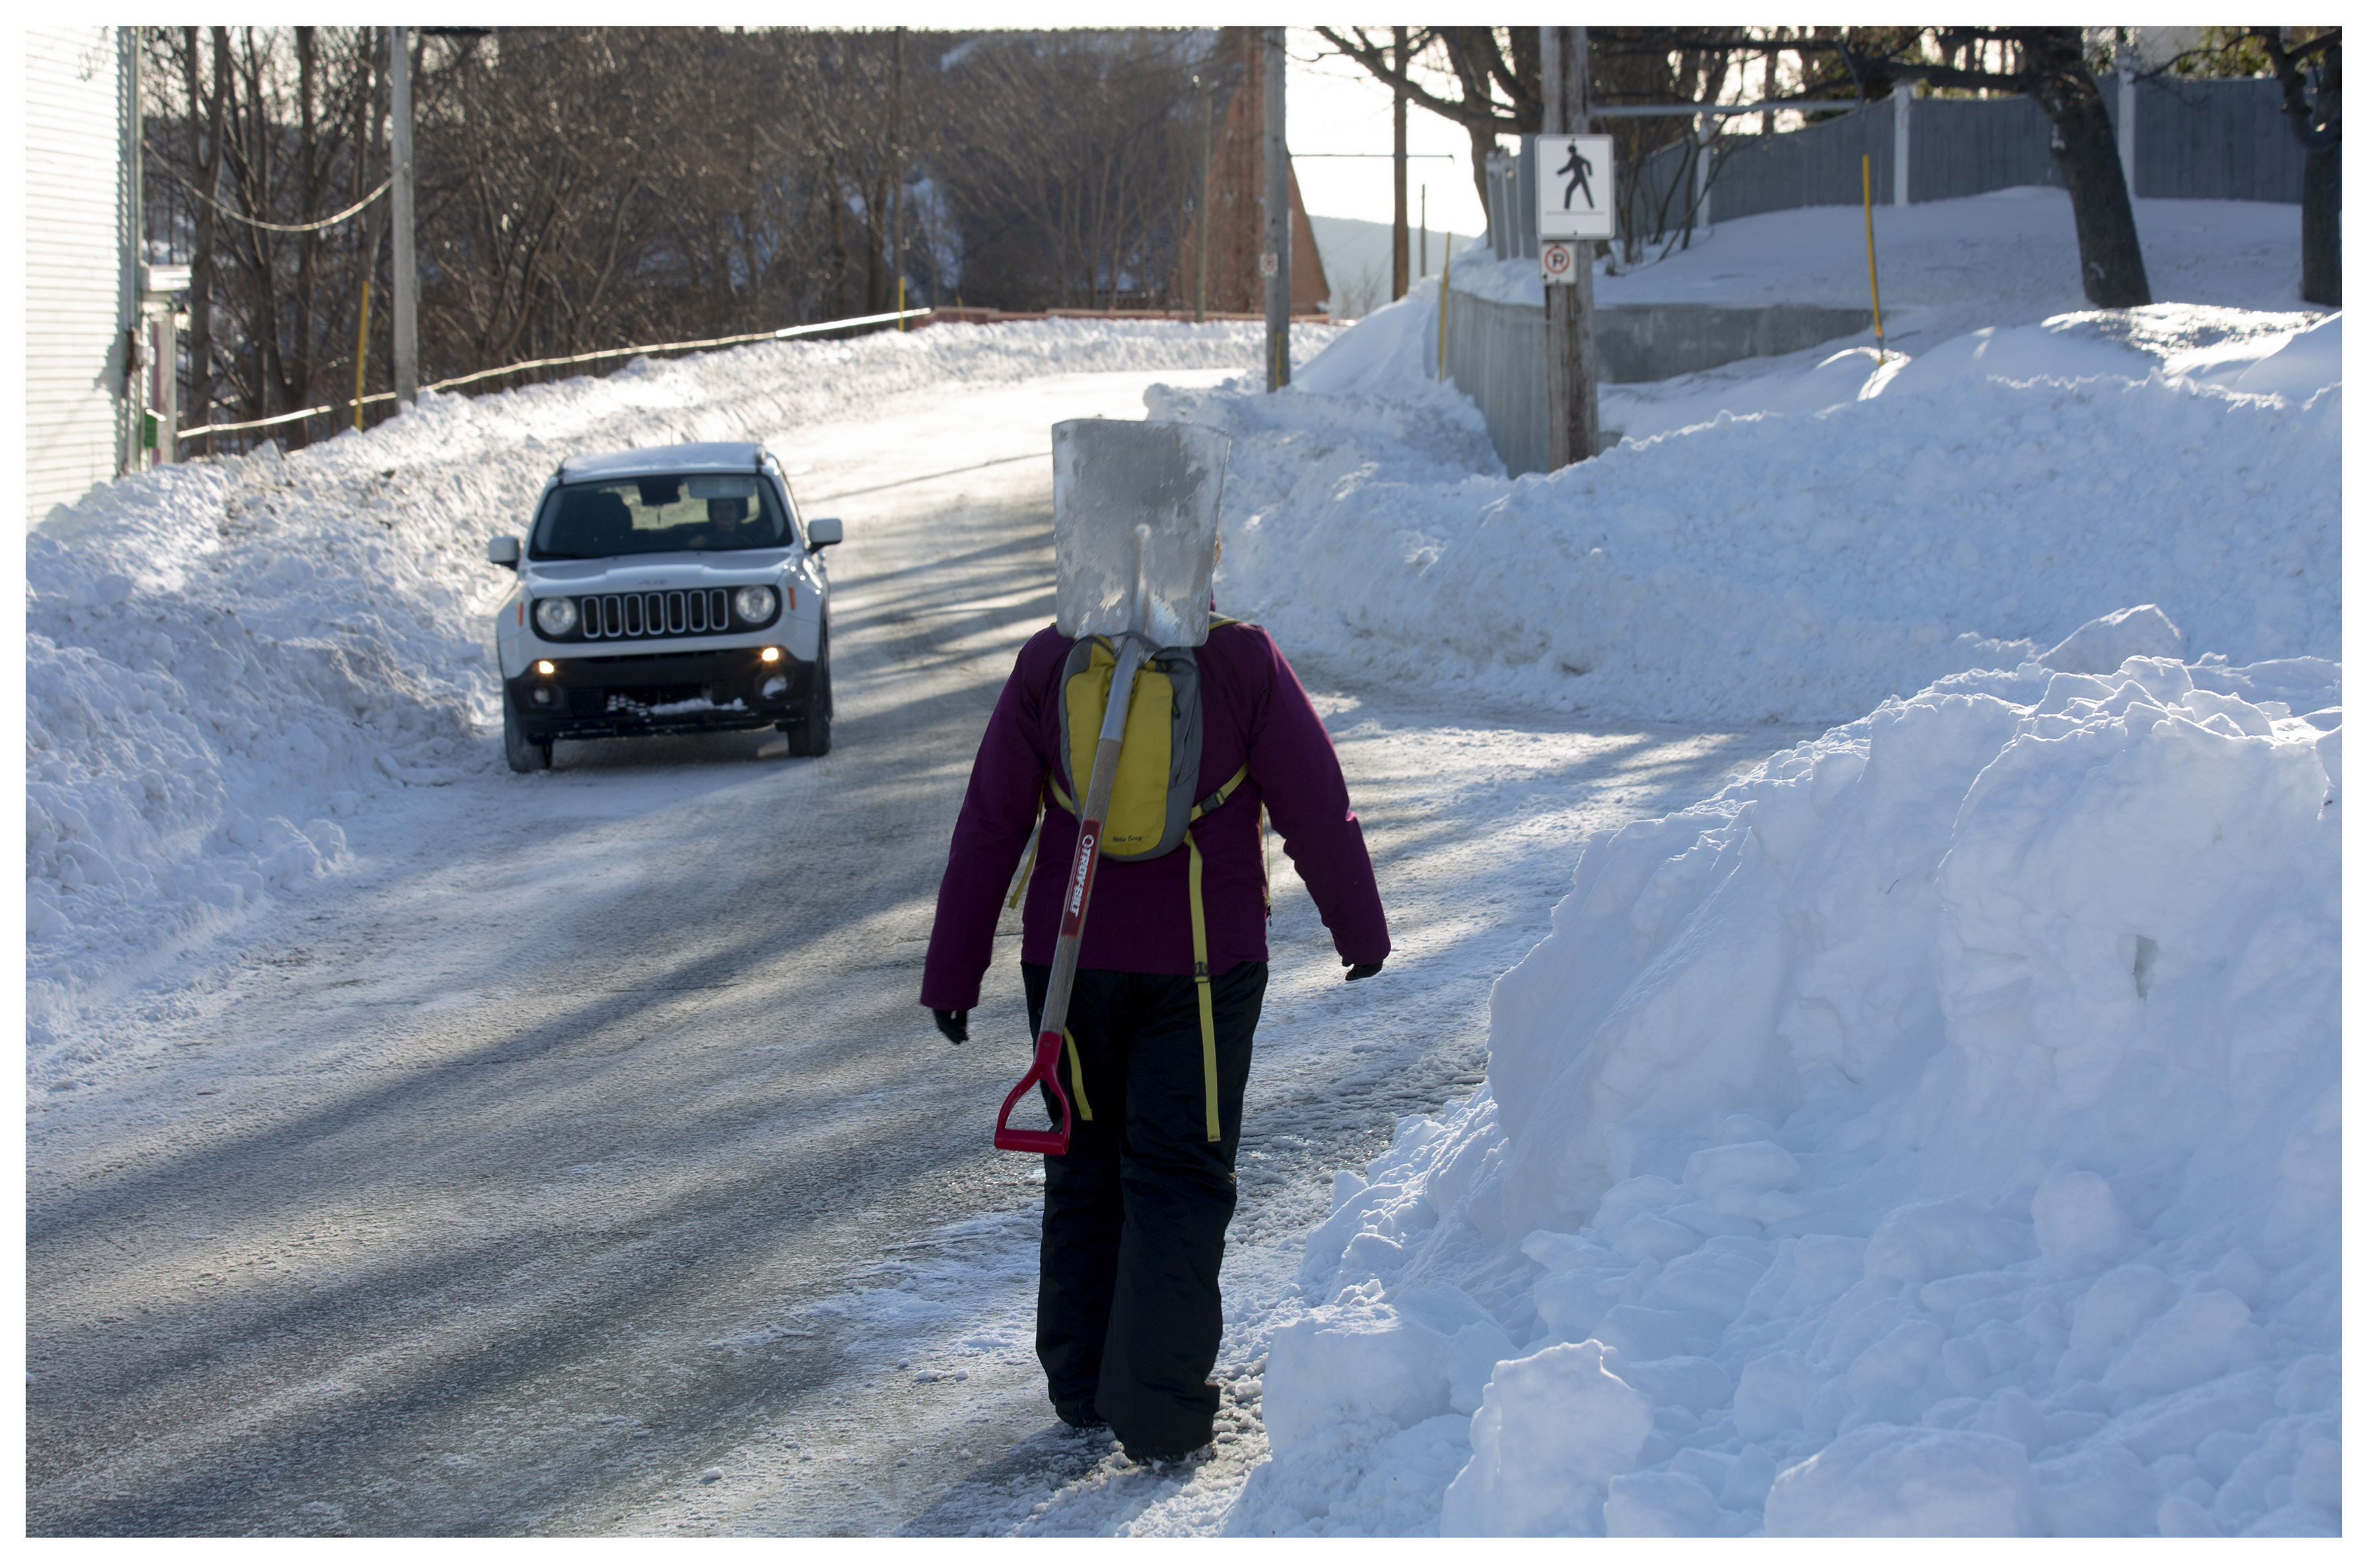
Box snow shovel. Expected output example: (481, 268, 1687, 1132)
(992, 418, 1232, 1155)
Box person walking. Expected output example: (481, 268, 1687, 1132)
(1557, 138, 1597, 211)
(921, 614, 1389, 1464)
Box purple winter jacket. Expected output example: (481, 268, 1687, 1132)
(920, 621, 1390, 1011)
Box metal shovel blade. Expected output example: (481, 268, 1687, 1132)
(1051, 419, 1232, 650)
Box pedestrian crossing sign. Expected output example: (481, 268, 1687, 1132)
(1537, 133, 1615, 241)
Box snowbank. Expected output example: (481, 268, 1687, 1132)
(1235, 652, 2340, 1537)
(24, 320, 1321, 1054)
(1167, 302, 2339, 726)
(1451, 188, 2312, 335)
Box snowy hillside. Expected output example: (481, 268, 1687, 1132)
(1306, 214, 1480, 320)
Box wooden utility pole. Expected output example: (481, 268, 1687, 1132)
(1262, 27, 1290, 390)
(1391, 27, 1410, 300)
(390, 26, 417, 405)
(351, 32, 391, 428)
(1542, 24, 1598, 467)
(889, 27, 905, 320)
(1193, 73, 1214, 323)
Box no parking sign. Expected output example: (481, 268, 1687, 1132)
(1539, 240, 1579, 285)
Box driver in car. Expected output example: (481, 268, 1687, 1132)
(690, 494, 751, 551)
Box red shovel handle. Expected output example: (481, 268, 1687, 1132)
(994, 1028, 1074, 1155)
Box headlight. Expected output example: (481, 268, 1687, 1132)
(734, 585, 778, 624)
(534, 597, 578, 636)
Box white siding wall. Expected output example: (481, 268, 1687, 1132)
(24, 26, 135, 528)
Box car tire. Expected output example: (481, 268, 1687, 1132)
(784, 623, 832, 758)
(504, 691, 551, 773)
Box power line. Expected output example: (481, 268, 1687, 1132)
(153, 160, 392, 234)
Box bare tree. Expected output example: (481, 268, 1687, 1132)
(1319, 26, 2153, 308)
(2252, 27, 2341, 308)
(144, 26, 397, 440)
(1313, 26, 1760, 263)
(142, 25, 1215, 445)
(1842, 29, 2151, 307)
(173, 28, 232, 431)
(937, 32, 1203, 310)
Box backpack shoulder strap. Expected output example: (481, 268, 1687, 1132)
(1183, 757, 1251, 1145)
(1188, 764, 1247, 821)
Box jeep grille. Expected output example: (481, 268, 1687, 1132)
(580, 589, 733, 641)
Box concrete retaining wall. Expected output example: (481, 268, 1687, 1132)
(1445, 288, 1875, 477)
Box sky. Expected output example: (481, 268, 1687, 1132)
(1284, 29, 1486, 238)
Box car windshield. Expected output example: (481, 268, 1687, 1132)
(530, 473, 792, 559)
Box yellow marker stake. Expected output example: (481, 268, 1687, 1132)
(352, 278, 373, 430)
(898, 275, 907, 331)
(1863, 154, 1885, 361)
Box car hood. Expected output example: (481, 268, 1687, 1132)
(523, 549, 791, 595)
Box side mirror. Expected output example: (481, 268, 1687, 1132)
(487, 534, 520, 567)
(807, 517, 843, 552)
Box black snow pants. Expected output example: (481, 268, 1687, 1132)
(1022, 958, 1266, 1458)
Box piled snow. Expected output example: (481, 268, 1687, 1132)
(1618, 305, 2335, 443)
(1195, 195, 2341, 1538)
(1239, 653, 2340, 1537)
(24, 320, 1323, 1052)
(1453, 188, 2311, 339)
(1168, 290, 2339, 726)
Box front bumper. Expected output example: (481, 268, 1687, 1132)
(507, 646, 817, 740)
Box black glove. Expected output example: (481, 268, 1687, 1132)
(1343, 960, 1383, 982)
(932, 1007, 969, 1044)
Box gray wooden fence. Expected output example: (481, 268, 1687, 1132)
(1488, 75, 2305, 259)
(1459, 73, 2308, 479)
(2129, 73, 2304, 201)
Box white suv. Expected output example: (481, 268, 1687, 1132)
(486, 441, 842, 770)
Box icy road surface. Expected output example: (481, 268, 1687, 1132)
(27, 369, 1800, 1536)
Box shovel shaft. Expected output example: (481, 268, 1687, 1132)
(998, 639, 1148, 1155)
(1039, 736, 1113, 1023)
(1037, 640, 1146, 1047)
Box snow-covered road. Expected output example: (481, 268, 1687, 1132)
(26, 367, 1793, 1536)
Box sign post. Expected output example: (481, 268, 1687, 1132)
(1538, 29, 1603, 470)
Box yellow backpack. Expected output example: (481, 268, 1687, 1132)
(1057, 635, 1208, 860)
